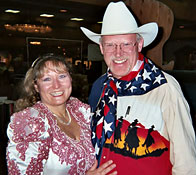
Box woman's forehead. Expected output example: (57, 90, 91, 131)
(44, 61, 67, 69)
(39, 61, 68, 75)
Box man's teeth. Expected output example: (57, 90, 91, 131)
(51, 91, 63, 96)
(114, 59, 126, 64)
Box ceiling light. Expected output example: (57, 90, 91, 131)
(4, 24, 52, 33)
(5, 9, 20, 13)
(179, 25, 185, 29)
(60, 9, 67, 13)
(40, 14, 54, 18)
(30, 41, 41, 45)
(70, 18, 84, 21)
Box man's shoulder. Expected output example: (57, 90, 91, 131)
(92, 73, 107, 87)
(89, 73, 107, 110)
(162, 71, 186, 97)
(162, 71, 181, 88)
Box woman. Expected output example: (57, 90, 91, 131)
(6, 53, 117, 175)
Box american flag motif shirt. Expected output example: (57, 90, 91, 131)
(89, 53, 196, 175)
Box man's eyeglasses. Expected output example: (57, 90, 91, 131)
(103, 42, 137, 53)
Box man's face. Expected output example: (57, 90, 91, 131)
(100, 34, 143, 79)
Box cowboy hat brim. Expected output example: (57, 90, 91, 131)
(80, 22, 158, 47)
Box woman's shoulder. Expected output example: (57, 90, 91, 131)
(8, 102, 50, 142)
(11, 101, 47, 121)
(68, 97, 89, 109)
(67, 97, 91, 124)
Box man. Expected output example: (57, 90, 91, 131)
(81, 1, 196, 174)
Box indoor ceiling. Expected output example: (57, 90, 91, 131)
(0, 0, 196, 52)
(0, 0, 106, 48)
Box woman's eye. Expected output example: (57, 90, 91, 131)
(59, 74, 67, 79)
(42, 77, 51, 82)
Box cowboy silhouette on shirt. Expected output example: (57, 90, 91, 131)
(142, 125, 155, 154)
(124, 119, 139, 155)
(114, 116, 124, 145)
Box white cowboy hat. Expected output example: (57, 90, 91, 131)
(80, 1, 158, 47)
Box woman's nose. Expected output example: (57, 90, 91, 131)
(52, 78, 60, 88)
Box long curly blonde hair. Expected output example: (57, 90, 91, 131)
(15, 53, 71, 112)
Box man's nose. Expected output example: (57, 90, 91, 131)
(115, 44, 123, 57)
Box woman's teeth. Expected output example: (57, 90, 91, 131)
(51, 91, 63, 96)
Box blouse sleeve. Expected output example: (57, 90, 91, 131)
(6, 107, 51, 175)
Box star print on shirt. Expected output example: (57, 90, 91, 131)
(141, 83, 149, 91)
(154, 74, 165, 84)
(142, 69, 152, 80)
(92, 131, 96, 139)
(105, 89, 110, 96)
(125, 82, 132, 89)
(148, 59, 153, 64)
(109, 95, 117, 105)
(116, 82, 121, 89)
(104, 120, 113, 134)
(95, 143, 100, 156)
(101, 99, 105, 107)
(135, 73, 142, 81)
(90, 111, 94, 118)
(96, 108, 101, 116)
(152, 65, 159, 73)
(130, 86, 137, 92)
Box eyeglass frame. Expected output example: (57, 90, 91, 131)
(102, 41, 138, 53)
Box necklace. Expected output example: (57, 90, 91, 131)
(53, 108, 72, 126)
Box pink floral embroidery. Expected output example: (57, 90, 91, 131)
(68, 167, 78, 175)
(16, 141, 29, 161)
(44, 97, 95, 173)
(26, 157, 42, 175)
(7, 98, 95, 174)
(26, 139, 50, 175)
(6, 154, 21, 175)
(78, 159, 86, 169)
(51, 141, 69, 164)
(67, 147, 78, 164)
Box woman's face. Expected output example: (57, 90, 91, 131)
(34, 61, 72, 109)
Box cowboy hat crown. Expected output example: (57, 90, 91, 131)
(80, 1, 158, 47)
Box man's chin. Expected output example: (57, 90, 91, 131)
(111, 67, 130, 79)
(112, 72, 127, 79)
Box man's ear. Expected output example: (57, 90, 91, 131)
(138, 37, 144, 52)
(99, 43, 104, 55)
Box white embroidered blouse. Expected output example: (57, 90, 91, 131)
(6, 97, 95, 175)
